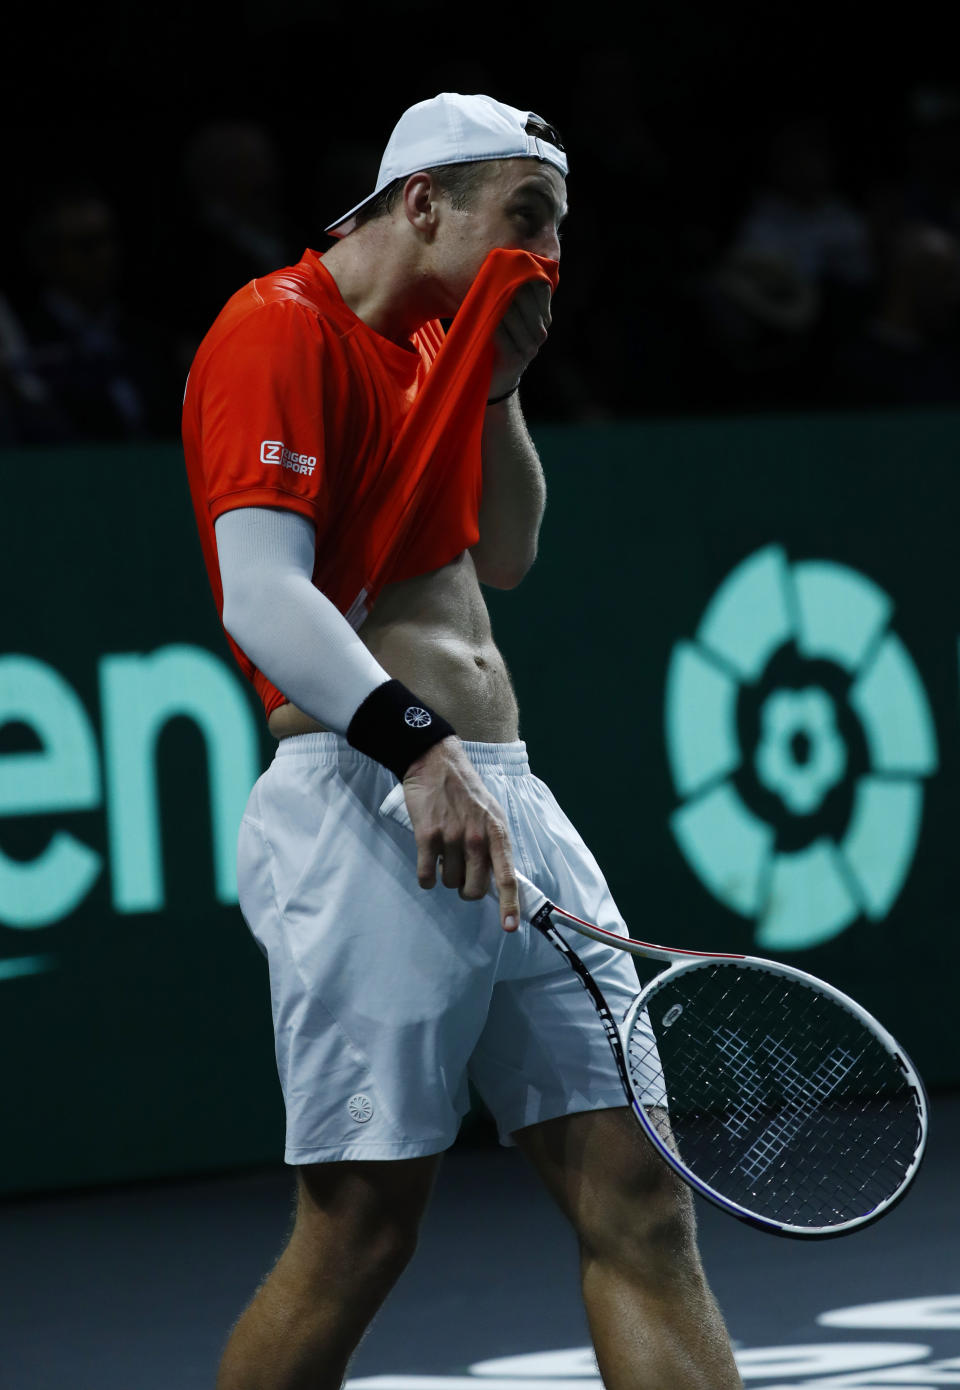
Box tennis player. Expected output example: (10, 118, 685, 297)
(183, 92, 742, 1390)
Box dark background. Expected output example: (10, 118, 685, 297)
(4, 1, 960, 439)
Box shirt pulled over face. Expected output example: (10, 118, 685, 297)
(183, 245, 559, 720)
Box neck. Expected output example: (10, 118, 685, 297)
(321, 228, 447, 345)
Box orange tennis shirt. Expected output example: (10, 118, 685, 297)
(183, 246, 559, 720)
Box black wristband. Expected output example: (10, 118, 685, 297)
(486, 383, 520, 406)
(346, 679, 456, 781)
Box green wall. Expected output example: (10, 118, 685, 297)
(2, 413, 958, 1194)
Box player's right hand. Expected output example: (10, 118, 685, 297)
(402, 738, 520, 931)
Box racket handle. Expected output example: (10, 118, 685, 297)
(377, 784, 550, 923)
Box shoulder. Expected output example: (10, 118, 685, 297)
(192, 286, 330, 383)
(199, 251, 339, 347)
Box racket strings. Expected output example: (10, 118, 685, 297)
(625, 963, 923, 1230)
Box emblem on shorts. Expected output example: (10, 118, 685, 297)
(404, 706, 432, 729)
(347, 1093, 374, 1124)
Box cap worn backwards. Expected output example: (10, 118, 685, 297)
(325, 92, 568, 238)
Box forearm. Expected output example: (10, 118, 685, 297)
(217, 506, 463, 781)
(471, 393, 546, 588)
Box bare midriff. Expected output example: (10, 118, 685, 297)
(266, 551, 521, 744)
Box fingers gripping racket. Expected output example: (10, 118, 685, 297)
(378, 784, 928, 1239)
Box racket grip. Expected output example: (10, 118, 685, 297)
(377, 784, 550, 923)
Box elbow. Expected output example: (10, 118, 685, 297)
(498, 556, 536, 590)
(221, 596, 244, 646)
(221, 581, 258, 650)
(474, 546, 537, 590)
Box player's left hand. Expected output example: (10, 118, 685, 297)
(488, 279, 553, 400)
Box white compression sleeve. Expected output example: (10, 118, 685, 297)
(214, 506, 391, 733)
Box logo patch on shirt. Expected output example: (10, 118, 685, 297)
(260, 439, 317, 476)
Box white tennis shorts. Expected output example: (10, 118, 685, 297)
(237, 735, 648, 1165)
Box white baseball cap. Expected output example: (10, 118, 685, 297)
(324, 92, 568, 237)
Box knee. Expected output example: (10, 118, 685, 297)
(294, 1203, 420, 1298)
(342, 1215, 420, 1297)
(290, 1162, 430, 1302)
(578, 1161, 702, 1287)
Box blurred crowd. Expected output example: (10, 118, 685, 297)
(3, 69, 960, 445)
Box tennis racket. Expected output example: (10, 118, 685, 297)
(378, 784, 928, 1239)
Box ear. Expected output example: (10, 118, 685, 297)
(401, 172, 441, 239)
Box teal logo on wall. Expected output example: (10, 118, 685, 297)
(0, 645, 260, 933)
(665, 546, 938, 949)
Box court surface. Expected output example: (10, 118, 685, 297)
(2, 1095, 957, 1388)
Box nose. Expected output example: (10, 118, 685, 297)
(539, 227, 561, 261)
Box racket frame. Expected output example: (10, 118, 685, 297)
(618, 955, 929, 1239)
